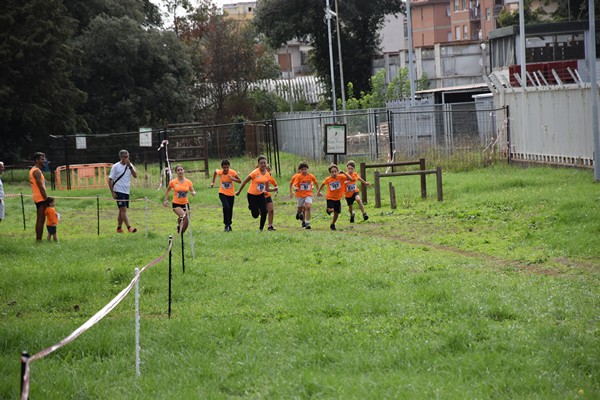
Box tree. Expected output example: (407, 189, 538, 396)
(496, 0, 545, 27)
(72, 15, 195, 133)
(173, 2, 280, 123)
(254, 0, 403, 107)
(0, 0, 87, 162)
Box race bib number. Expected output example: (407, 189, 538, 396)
(346, 183, 357, 192)
(222, 182, 232, 189)
(177, 191, 188, 199)
(257, 183, 266, 192)
(300, 182, 311, 191)
(329, 181, 341, 191)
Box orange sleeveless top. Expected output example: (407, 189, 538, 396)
(29, 167, 45, 203)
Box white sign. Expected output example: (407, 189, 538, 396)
(139, 127, 152, 147)
(325, 124, 346, 155)
(76, 134, 87, 150)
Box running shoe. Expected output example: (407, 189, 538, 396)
(268, 226, 276, 231)
(116, 227, 124, 233)
(363, 212, 369, 221)
(128, 226, 137, 233)
(330, 224, 336, 230)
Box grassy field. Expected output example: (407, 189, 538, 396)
(1, 157, 599, 399)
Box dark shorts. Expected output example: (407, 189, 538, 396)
(115, 192, 130, 208)
(47, 225, 57, 234)
(36, 201, 47, 210)
(265, 196, 273, 204)
(327, 199, 341, 214)
(172, 203, 190, 210)
(345, 192, 358, 205)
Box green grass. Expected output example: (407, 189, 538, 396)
(1, 159, 599, 399)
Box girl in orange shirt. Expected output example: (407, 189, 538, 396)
(236, 155, 272, 231)
(211, 159, 242, 232)
(163, 165, 196, 234)
(317, 164, 348, 231)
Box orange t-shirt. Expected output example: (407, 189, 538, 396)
(216, 169, 238, 196)
(45, 207, 59, 226)
(265, 176, 278, 198)
(344, 171, 360, 197)
(247, 168, 271, 195)
(290, 173, 318, 198)
(29, 167, 45, 203)
(322, 175, 348, 200)
(168, 178, 194, 205)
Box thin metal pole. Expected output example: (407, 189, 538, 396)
(406, 0, 415, 106)
(325, 0, 337, 115)
(97, 195, 100, 236)
(134, 268, 140, 376)
(20, 351, 30, 399)
(187, 211, 194, 259)
(334, 0, 346, 112)
(181, 228, 185, 274)
(589, 0, 600, 181)
(20, 193, 26, 231)
(145, 197, 149, 238)
(168, 235, 173, 319)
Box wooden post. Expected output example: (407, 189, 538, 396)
(360, 162, 367, 204)
(374, 171, 381, 208)
(419, 158, 427, 198)
(436, 166, 443, 201)
(389, 182, 397, 209)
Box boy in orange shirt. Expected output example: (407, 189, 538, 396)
(211, 159, 242, 232)
(344, 160, 370, 222)
(289, 161, 319, 229)
(317, 164, 348, 231)
(45, 197, 60, 241)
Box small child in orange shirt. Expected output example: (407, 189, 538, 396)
(317, 164, 348, 231)
(289, 161, 319, 229)
(45, 197, 60, 241)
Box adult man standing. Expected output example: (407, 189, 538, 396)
(0, 161, 5, 222)
(108, 149, 138, 233)
(29, 153, 48, 240)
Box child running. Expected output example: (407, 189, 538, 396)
(289, 161, 318, 229)
(211, 159, 241, 232)
(163, 164, 196, 234)
(265, 165, 279, 231)
(45, 196, 60, 241)
(236, 155, 272, 231)
(344, 160, 370, 222)
(317, 164, 348, 231)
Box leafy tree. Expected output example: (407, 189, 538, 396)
(63, 0, 162, 33)
(254, 0, 403, 108)
(73, 15, 195, 133)
(0, 0, 87, 162)
(496, 0, 545, 27)
(550, 0, 600, 20)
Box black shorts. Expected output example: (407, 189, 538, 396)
(326, 199, 341, 214)
(36, 201, 47, 210)
(46, 225, 57, 234)
(345, 193, 358, 206)
(115, 192, 130, 208)
(172, 203, 190, 210)
(265, 196, 273, 204)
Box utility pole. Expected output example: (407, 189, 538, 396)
(334, 0, 346, 112)
(590, 0, 600, 181)
(406, 0, 415, 106)
(325, 0, 337, 115)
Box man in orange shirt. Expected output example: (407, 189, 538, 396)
(29, 152, 48, 241)
(317, 164, 348, 231)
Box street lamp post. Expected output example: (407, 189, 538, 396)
(325, 0, 337, 115)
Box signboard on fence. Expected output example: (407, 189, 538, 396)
(324, 124, 347, 155)
(139, 127, 152, 147)
(76, 134, 86, 150)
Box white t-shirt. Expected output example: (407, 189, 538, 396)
(109, 162, 134, 194)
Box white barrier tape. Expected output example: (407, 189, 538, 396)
(5, 194, 157, 203)
(21, 241, 172, 400)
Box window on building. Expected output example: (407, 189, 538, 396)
(455, 26, 461, 40)
(446, 5, 451, 16)
(448, 31, 452, 41)
(248, 7, 252, 12)
(464, 25, 468, 39)
(300, 51, 309, 66)
(462, 0, 467, 10)
(454, 0, 459, 11)
(421, 8, 423, 19)
(486, 8, 491, 21)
